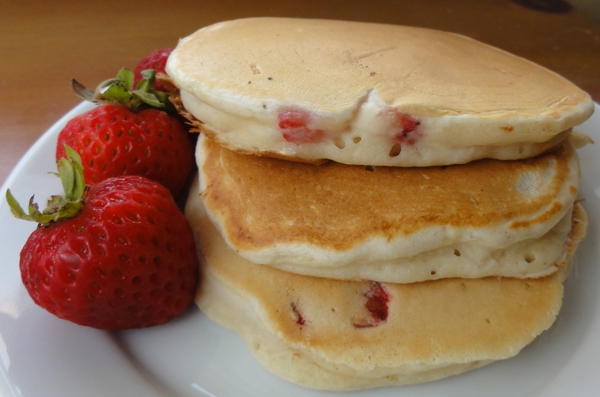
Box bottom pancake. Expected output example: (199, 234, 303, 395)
(184, 183, 588, 391)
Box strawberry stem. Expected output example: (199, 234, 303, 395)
(6, 145, 87, 225)
(58, 145, 86, 202)
(72, 68, 175, 114)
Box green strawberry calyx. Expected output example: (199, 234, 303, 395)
(6, 146, 87, 226)
(72, 68, 176, 114)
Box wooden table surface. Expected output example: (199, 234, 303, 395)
(1, 0, 599, 186)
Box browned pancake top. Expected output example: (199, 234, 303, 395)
(189, 193, 587, 369)
(200, 137, 578, 251)
(169, 18, 591, 121)
(245, 267, 563, 366)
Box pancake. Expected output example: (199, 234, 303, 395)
(185, 186, 588, 391)
(166, 17, 594, 167)
(195, 135, 581, 282)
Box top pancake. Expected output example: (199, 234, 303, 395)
(167, 17, 594, 166)
(196, 135, 581, 282)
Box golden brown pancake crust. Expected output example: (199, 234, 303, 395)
(186, 185, 588, 389)
(200, 136, 579, 252)
(168, 18, 592, 121)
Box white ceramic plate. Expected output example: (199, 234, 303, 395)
(0, 102, 599, 397)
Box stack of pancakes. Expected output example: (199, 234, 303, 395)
(166, 18, 593, 390)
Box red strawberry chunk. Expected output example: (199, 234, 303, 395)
(278, 109, 325, 144)
(387, 108, 421, 145)
(291, 302, 306, 325)
(353, 282, 390, 328)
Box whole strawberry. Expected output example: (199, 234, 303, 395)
(7, 148, 199, 330)
(57, 68, 195, 201)
(133, 48, 173, 92)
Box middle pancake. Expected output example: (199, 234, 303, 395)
(197, 135, 581, 283)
